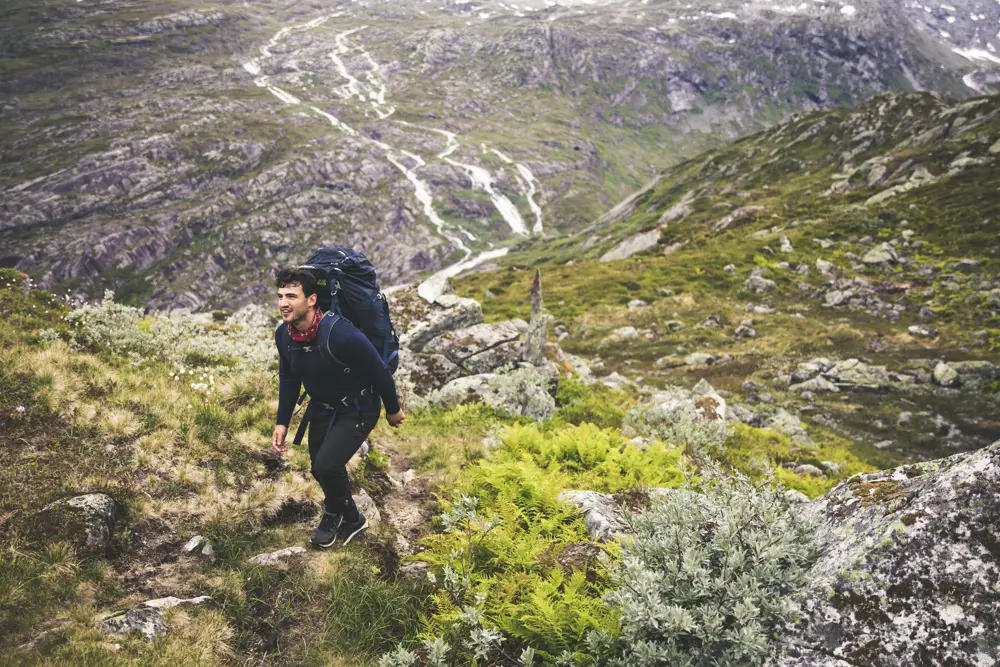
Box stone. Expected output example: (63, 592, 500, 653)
(908, 324, 938, 338)
(933, 362, 960, 387)
(819, 461, 841, 475)
(950, 360, 999, 380)
(663, 319, 686, 332)
(353, 489, 381, 525)
(396, 348, 463, 395)
(741, 381, 762, 394)
(861, 243, 897, 265)
(32, 494, 118, 553)
(780, 236, 794, 253)
(692, 378, 717, 396)
(249, 546, 308, 566)
(600, 228, 661, 262)
(182, 535, 206, 553)
(432, 368, 556, 421)
(815, 258, 835, 275)
(101, 596, 212, 639)
(627, 299, 648, 309)
(793, 464, 824, 477)
(735, 319, 756, 338)
(424, 321, 522, 374)
(684, 352, 716, 366)
(558, 491, 629, 542)
(746, 275, 777, 293)
(789, 376, 839, 393)
(523, 270, 547, 365)
(401, 295, 484, 352)
(989, 138, 1000, 155)
(432, 373, 497, 408)
(399, 561, 431, 580)
(723, 264, 737, 273)
(612, 326, 639, 341)
(770, 441, 1000, 667)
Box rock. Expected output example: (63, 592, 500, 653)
(950, 360, 999, 381)
(225, 304, 276, 329)
(627, 299, 648, 309)
(558, 491, 629, 542)
(101, 596, 212, 639)
(396, 348, 463, 395)
(723, 264, 737, 273)
(353, 489, 381, 525)
(741, 381, 762, 394)
(815, 258, 835, 275)
(182, 535, 205, 553)
(249, 546, 307, 566)
(612, 326, 639, 341)
(908, 324, 937, 338)
(399, 561, 431, 580)
(771, 441, 1000, 667)
(789, 376, 839, 393)
(824, 359, 901, 392)
(862, 243, 898, 265)
(32, 494, 118, 553)
(765, 409, 813, 445)
(424, 321, 522, 374)
(432, 367, 556, 421)
(819, 461, 841, 475)
(990, 138, 1000, 155)
(684, 352, 716, 366)
(401, 295, 484, 352)
(400, 469, 416, 485)
(780, 237, 794, 253)
(600, 228, 661, 262)
(933, 362, 960, 387)
(793, 464, 824, 477)
(692, 378, 717, 396)
(784, 490, 810, 504)
(663, 319, 686, 332)
(712, 206, 764, 234)
(735, 319, 757, 338)
(523, 270, 548, 365)
(432, 373, 497, 408)
(746, 275, 777, 293)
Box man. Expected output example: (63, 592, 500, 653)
(271, 267, 405, 548)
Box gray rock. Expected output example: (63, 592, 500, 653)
(402, 296, 484, 352)
(612, 326, 639, 341)
(780, 237, 794, 253)
(663, 320, 686, 332)
(353, 489, 381, 525)
(627, 299, 648, 309)
(692, 378, 717, 396)
(396, 348, 463, 395)
(249, 546, 307, 566)
(425, 321, 522, 374)
(735, 319, 757, 338)
(793, 464, 824, 476)
(950, 360, 999, 380)
(933, 362, 960, 387)
(816, 258, 835, 275)
(101, 596, 212, 639)
(558, 491, 629, 542)
(861, 243, 898, 265)
(789, 376, 839, 393)
(908, 324, 937, 338)
(684, 352, 717, 366)
(600, 228, 661, 262)
(771, 441, 1000, 666)
(33, 494, 118, 553)
(746, 275, 777, 294)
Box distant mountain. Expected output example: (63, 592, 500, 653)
(0, 0, 997, 309)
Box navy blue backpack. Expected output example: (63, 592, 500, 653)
(300, 247, 400, 374)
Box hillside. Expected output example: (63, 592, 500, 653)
(455, 91, 1000, 461)
(2, 0, 998, 310)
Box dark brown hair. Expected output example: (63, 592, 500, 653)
(275, 267, 318, 298)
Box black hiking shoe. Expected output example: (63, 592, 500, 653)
(311, 510, 343, 548)
(337, 512, 369, 546)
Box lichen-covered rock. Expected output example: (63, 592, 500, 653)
(399, 294, 483, 352)
(558, 490, 630, 542)
(248, 546, 307, 566)
(32, 493, 118, 554)
(424, 321, 522, 374)
(431, 367, 556, 421)
(101, 596, 212, 639)
(353, 489, 381, 525)
(395, 348, 462, 395)
(769, 441, 1000, 666)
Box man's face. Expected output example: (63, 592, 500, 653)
(277, 282, 316, 326)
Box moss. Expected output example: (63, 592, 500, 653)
(849, 480, 907, 508)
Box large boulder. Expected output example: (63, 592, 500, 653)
(600, 228, 661, 262)
(431, 366, 556, 421)
(424, 321, 522, 374)
(769, 441, 1000, 666)
(395, 348, 462, 395)
(400, 294, 483, 352)
(32, 494, 118, 554)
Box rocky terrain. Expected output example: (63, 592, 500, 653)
(2, 0, 998, 310)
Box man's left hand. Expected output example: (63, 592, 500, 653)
(386, 410, 406, 428)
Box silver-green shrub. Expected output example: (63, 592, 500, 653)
(487, 365, 556, 421)
(591, 470, 817, 667)
(623, 390, 730, 457)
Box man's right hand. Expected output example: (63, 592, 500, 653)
(272, 424, 289, 454)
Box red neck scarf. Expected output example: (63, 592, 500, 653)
(288, 308, 323, 342)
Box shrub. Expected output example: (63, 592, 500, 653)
(555, 377, 634, 429)
(623, 392, 730, 458)
(487, 366, 557, 421)
(399, 423, 689, 664)
(589, 469, 818, 667)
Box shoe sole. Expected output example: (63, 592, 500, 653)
(313, 535, 338, 549)
(340, 517, 369, 545)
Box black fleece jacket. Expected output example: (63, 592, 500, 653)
(275, 313, 400, 426)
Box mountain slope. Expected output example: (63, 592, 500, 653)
(1, 0, 997, 309)
(455, 91, 1000, 460)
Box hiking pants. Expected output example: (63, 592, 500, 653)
(307, 399, 381, 516)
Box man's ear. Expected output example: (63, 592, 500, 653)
(308, 293, 318, 308)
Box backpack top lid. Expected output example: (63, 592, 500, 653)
(301, 247, 377, 312)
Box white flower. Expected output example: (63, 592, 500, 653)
(15, 406, 26, 413)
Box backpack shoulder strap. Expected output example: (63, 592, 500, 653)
(318, 311, 348, 368)
(274, 322, 289, 362)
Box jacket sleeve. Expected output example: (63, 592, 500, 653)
(275, 327, 301, 427)
(333, 322, 402, 415)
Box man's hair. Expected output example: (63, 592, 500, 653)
(275, 267, 318, 299)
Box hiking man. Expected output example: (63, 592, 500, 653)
(271, 267, 405, 548)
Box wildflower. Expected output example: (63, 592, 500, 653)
(15, 405, 26, 413)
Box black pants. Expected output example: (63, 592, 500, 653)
(307, 400, 381, 517)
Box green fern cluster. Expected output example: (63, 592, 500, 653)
(411, 423, 689, 663)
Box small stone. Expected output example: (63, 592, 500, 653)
(908, 325, 938, 338)
(735, 319, 756, 338)
(723, 264, 737, 273)
(693, 378, 717, 395)
(353, 489, 382, 525)
(684, 352, 717, 366)
(819, 461, 841, 475)
(780, 237, 794, 253)
(400, 470, 416, 485)
(873, 440, 894, 450)
(613, 326, 639, 341)
(897, 411, 913, 426)
(627, 299, 648, 309)
(794, 464, 825, 476)
(663, 319, 686, 332)
(183, 535, 206, 553)
(745, 275, 777, 293)
(816, 259, 835, 275)
(249, 546, 307, 566)
(933, 362, 960, 387)
(862, 244, 897, 265)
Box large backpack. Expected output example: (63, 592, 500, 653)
(300, 247, 399, 373)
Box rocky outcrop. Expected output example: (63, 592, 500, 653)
(770, 441, 1000, 666)
(424, 321, 523, 374)
(101, 596, 212, 639)
(558, 491, 630, 542)
(31, 494, 118, 554)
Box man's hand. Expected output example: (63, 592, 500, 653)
(272, 424, 289, 454)
(386, 410, 406, 428)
